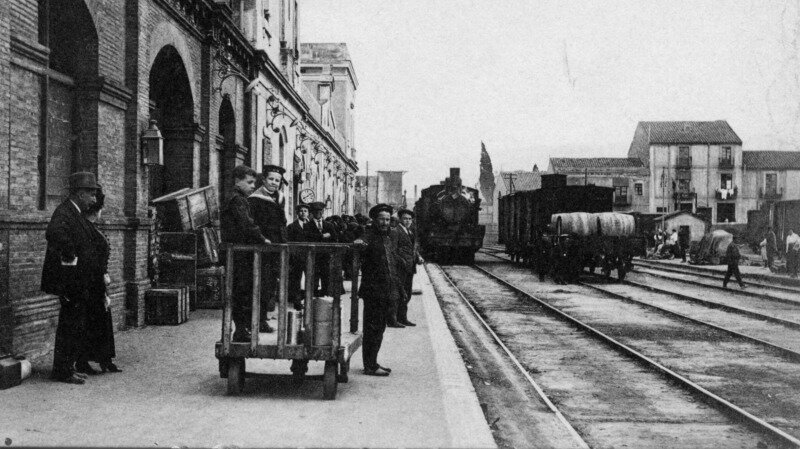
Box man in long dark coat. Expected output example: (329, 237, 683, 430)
(395, 209, 419, 327)
(305, 201, 339, 295)
(355, 204, 400, 376)
(286, 203, 310, 310)
(221, 165, 267, 341)
(41, 172, 101, 384)
(765, 226, 778, 272)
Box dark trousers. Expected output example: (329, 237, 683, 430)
(397, 272, 414, 322)
(723, 263, 744, 287)
(232, 254, 254, 333)
(766, 251, 775, 271)
(289, 258, 305, 307)
(362, 296, 387, 370)
(315, 254, 331, 296)
(789, 249, 800, 277)
(52, 297, 87, 378)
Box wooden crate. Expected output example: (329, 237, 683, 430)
(196, 266, 225, 309)
(145, 287, 189, 325)
(152, 186, 220, 232)
(157, 232, 197, 288)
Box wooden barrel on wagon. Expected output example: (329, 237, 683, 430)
(594, 212, 636, 237)
(552, 212, 598, 237)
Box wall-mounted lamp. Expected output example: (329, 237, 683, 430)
(325, 195, 332, 210)
(141, 119, 164, 165)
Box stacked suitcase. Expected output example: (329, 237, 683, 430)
(145, 286, 190, 325)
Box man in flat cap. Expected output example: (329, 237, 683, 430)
(354, 203, 400, 376)
(395, 209, 419, 327)
(305, 201, 339, 296)
(286, 202, 311, 310)
(41, 171, 101, 384)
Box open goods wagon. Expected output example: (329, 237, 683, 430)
(499, 174, 646, 281)
(414, 168, 485, 264)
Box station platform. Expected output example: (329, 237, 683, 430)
(0, 266, 496, 448)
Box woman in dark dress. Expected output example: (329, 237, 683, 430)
(247, 165, 288, 333)
(76, 188, 121, 374)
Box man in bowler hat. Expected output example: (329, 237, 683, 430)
(41, 172, 101, 384)
(354, 203, 401, 376)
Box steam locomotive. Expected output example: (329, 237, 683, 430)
(414, 168, 485, 264)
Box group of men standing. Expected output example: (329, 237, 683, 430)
(221, 164, 420, 377)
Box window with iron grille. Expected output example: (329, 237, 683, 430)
(635, 182, 643, 196)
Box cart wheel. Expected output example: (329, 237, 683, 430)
(323, 361, 338, 400)
(227, 358, 245, 395)
(337, 360, 350, 383)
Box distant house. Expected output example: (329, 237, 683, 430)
(642, 210, 710, 245)
(547, 157, 649, 212)
(628, 120, 743, 224)
(742, 151, 800, 209)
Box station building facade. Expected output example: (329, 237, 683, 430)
(0, 0, 358, 360)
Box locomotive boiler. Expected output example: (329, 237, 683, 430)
(414, 168, 485, 264)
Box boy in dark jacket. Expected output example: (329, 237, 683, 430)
(221, 165, 267, 341)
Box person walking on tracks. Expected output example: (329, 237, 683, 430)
(395, 208, 419, 327)
(248, 165, 289, 333)
(354, 203, 400, 376)
(41, 172, 101, 384)
(221, 165, 268, 342)
(723, 236, 746, 290)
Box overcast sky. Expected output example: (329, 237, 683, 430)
(298, 0, 800, 195)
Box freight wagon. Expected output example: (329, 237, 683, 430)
(498, 174, 646, 281)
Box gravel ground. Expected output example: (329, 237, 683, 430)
(441, 258, 783, 449)
(477, 253, 800, 442)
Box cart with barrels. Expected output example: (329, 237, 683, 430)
(214, 242, 362, 400)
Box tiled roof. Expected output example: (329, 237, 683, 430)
(742, 151, 800, 170)
(628, 120, 741, 165)
(497, 171, 541, 192)
(549, 157, 644, 171)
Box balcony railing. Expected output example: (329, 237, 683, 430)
(672, 190, 696, 201)
(718, 158, 734, 169)
(759, 187, 783, 200)
(715, 186, 737, 200)
(676, 156, 692, 168)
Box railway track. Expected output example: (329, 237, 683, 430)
(633, 260, 800, 305)
(433, 256, 798, 448)
(472, 250, 800, 444)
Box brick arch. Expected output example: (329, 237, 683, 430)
(147, 22, 199, 111)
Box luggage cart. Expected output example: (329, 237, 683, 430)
(215, 243, 362, 400)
